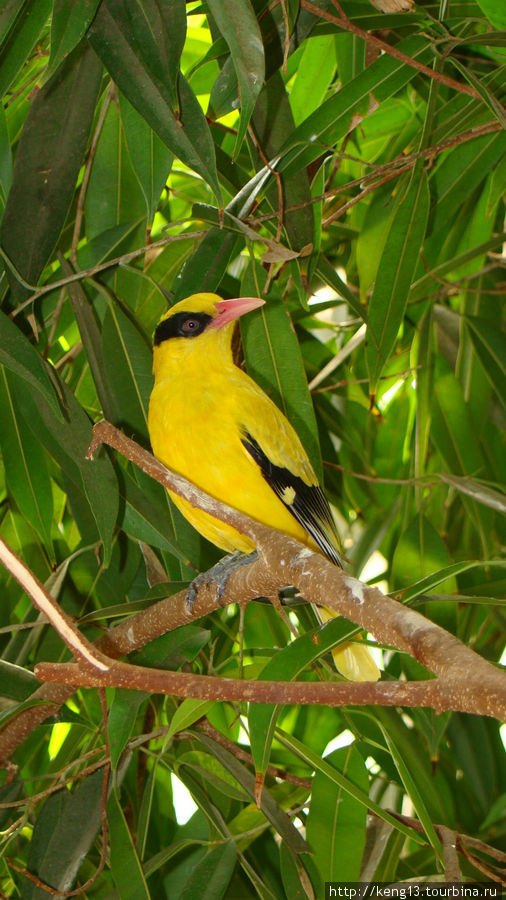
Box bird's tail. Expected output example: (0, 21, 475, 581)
(316, 606, 381, 682)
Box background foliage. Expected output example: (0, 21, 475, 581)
(0, 0, 505, 896)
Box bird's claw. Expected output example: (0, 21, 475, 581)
(185, 551, 258, 614)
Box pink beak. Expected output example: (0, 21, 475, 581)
(209, 296, 265, 329)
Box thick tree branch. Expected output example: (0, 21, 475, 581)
(1, 422, 505, 766)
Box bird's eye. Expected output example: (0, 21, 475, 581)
(181, 317, 200, 333)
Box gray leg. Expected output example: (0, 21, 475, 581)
(186, 551, 259, 613)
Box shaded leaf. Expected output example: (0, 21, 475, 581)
(206, 0, 264, 154)
(0, 366, 54, 553)
(102, 300, 153, 438)
(0, 40, 103, 295)
(48, 0, 102, 77)
(0, 310, 62, 418)
(119, 92, 174, 224)
(24, 769, 104, 899)
(108, 788, 150, 900)
(179, 841, 237, 900)
(88, 0, 222, 203)
(0, 0, 51, 99)
(466, 314, 506, 411)
(108, 688, 148, 769)
(306, 746, 368, 882)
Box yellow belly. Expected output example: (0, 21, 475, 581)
(147, 366, 314, 555)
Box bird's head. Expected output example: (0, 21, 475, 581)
(152, 292, 265, 372)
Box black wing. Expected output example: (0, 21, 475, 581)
(241, 430, 343, 567)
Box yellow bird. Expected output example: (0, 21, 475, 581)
(148, 292, 379, 682)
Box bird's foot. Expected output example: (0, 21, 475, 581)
(186, 551, 258, 613)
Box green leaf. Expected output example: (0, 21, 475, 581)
(206, 0, 264, 154)
(379, 716, 443, 859)
(118, 468, 189, 565)
(108, 688, 148, 770)
(59, 256, 121, 424)
(0, 366, 54, 554)
(278, 35, 432, 179)
(465, 314, 506, 411)
(13, 374, 119, 562)
(249, 616, 360, 776)
(276, 729, 426, 846)
(316, 255, 365, 319)
(0, 310, 62, 418)
(167, 699, 215, 740)
(84, 99, 147, 240)
(427, 132, 506, 241)
(24, 770, 104, 898)
(0, 0, 52, 99)
(289, 34, 337, 126)
(108, 788, 151, 900)
(171, 229, 241, 303)
(431, 371, 484, 476)
(48, 0, 102, 77)
(198, 732, 308, 855)
(438, 474, 506, 514)
(306, 746, 368, 882)
(391, 515, 457, 595)
(102, 301, 153, 438)
(401, 560, 486, 604)
(0, 659, 38, 701)
(119, 93, 174, 225)
(179, 841, 237, 900)
(366, 171, 429, 393)
(0, 40, 103, 294)
(474, 0, 506, 29)
(251, 71, 314, 253)
(88, 0, 222, 204)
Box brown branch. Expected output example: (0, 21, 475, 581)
(300, 0, 481, 100)
(9, 230, 208, 316)
(70, 84, 116, 267)
(248, 121, 502, 227)
(1, 422, 505, 767)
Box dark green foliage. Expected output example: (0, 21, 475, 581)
(0, 1, 504, 896)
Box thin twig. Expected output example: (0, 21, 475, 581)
(300, 0, 481, 100)
(70, 84, 116, 266)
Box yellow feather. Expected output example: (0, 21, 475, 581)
(148, 292, 380, 682)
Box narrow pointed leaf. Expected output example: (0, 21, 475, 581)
(179, 841, 237, 900)
(306, 746, 368, 882)
(48, 0, 102, 77)
(0, 41, 103, 294)
(102, 302, 153, 439)
(0, 0, 52, 99)
(108, 789, 150, 900)
(249, 617, 360, 775)
(466, 314, 506, 410)
(88, 0, 222, 203)
(0, 367, 54, 553)
(206, 0, 264, 154)
(119, 93, 174, 224)
(24, 770, 104, 898)
(366, 171, 429, 393)
(59, 256, 121, 423)
(0, 310, 62, 418)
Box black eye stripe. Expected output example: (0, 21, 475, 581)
(153, 312, 213, 345)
